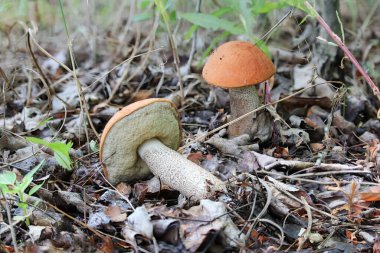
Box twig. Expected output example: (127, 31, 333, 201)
(154, 0, 184, 103)
(297, 197, 313, 251)
(0, 67, 10, 128)
(290, 170, 371, 178)
(184, 0, 201, 75)
(106, 23, 141, 104)
(58, 0, 99, 141)
(240, 191, 257, 236)
(26, 32, 52, 110)
(99, 173, 135, 211)
(304, 1, 380, 102)
(259, 8, 293, 42)
(0, 189, 20, 253)
(258, 218, 284, 249)
(268, 177, 337, 220)
(257, 170, 379, 186)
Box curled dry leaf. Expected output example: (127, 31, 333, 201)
(126, 205, 153, 239)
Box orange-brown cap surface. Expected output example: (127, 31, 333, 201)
(99, 98, 181, 184)
(202, 41, 275, 88)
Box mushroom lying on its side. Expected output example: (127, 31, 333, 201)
(99, 98, 226, 200)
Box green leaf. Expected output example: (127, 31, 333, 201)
(89, 140, 99, 153)
(18, 176, 33, 193)
(36, 117, 53, 128)
(183, 7, 233, 40)
(13, 215, 27, 222)
(54, 151, 72, 170)
(28, 183, 44, 196)
(184, 24, 198, 40)
(0, 171, 16, 185)
(179, 12, 244, 35)
(24, 160, 45, 183)
(132, 12, 153, 22)
(26, 136, 50, 146)
(49, 141, 73, 170)
(26, 136, 73, 171)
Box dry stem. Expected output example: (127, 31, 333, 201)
(305, 1, 380, 102)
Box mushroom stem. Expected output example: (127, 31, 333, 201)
(137, 138, 226, 200)
(229, 86, 261, 137)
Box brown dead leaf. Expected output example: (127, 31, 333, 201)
(99, 237, 115, 253)
(346, 230, 358, 245)
(365, 139, 379, 163)
(116, 182, 132, 196)
(374, 236, 380, 253)
(305, 116, 319, 129)
(130, 89, 153, 103)
(360, 185, 380, 202)
(328, 180, 367, 216)
(273, 146, 289, 158)
(310, 143, 324, 152)
(105, 205, 127, 222)
(332, 111, 356, 134)
(186, 151, 203, 165)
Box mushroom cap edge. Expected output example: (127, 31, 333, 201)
(99, 98, 181, 184)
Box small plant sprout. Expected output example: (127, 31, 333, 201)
(26, 137, 73, 170)
(0, 160, 45, 226)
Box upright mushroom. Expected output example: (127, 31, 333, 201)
(202, 41, 275, 138)
(99, 98, 226, 200)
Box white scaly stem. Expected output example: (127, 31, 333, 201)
(138, 138, 226, 200)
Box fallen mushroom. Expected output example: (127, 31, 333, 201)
(99, 98, 226, 200)
(202, 41, 275, 137)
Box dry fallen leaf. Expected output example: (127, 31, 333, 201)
(105, 204, 127, 222)
(360, 185, 380, 202)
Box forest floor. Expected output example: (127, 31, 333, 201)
(0, 1, 379, 252)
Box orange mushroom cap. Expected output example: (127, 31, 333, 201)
(202, 41, 275, 88)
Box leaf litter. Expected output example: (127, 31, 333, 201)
(0, 1, 380, 252)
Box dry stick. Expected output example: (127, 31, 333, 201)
(116, 0, 135, 56)
(26, 32, 52, 110)
(66, 40, 98, 143)
(184, 0, 201, 75)
(155, 0, 184, 103)
(0, 67, 10, 128)
(243, 176, 274, 244)
(257, 170, 379, 186)
(289, 170, 371, 178)
(0, 190, 19, 253)
(297, 197, 313, 251)
(258, 8, 293, 42)
(270, 180, 337, 220)
(85, 48, 162, 93)
(240, 191, 257, 236)
(29, 31, 72, 73)
(258, 218, 285, 249)
(304, 1, 380, 102)
(106, 25, 142, 104)
(126, 13, 160, 102)
(99, 172, 135, 211)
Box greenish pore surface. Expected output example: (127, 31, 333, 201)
(102, 102, 181, 184)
